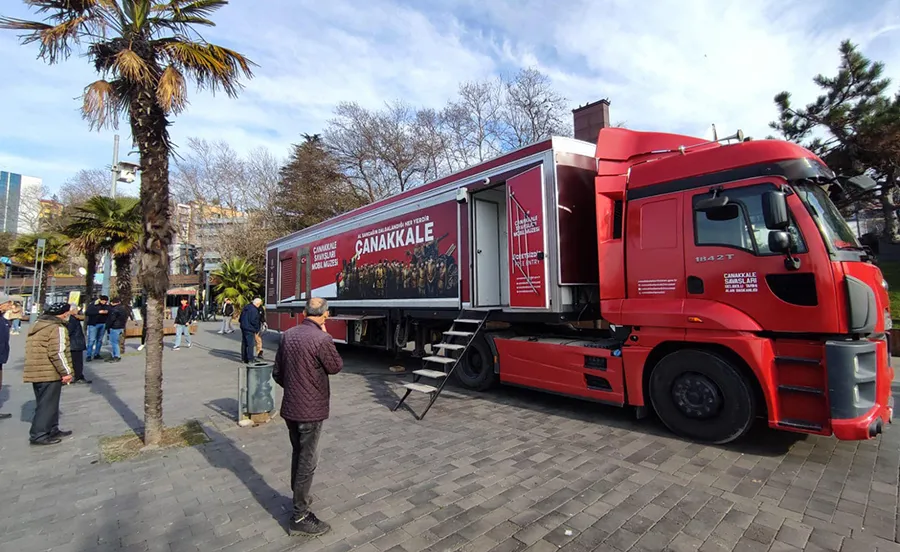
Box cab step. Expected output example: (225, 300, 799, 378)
(413, 369, 448, 379)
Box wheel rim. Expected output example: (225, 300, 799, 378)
(671, 372, 722, 419)
(461, 346, 485, 380)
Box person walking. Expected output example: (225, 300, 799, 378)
(67, 304, 91, 383)
(84, 295, 109, 361)
(5, 301, 23, 335)
(218, 298, 235, 334)
(105, 298, 129, 362)
(273, 297, 343, 537)
(238, 298, 261, 363)
(173, 297, 196, 350)
(0, 293, 14, 420)
(137, 298, 147, 352)
(23, 302, 74, 446)
(255, 301, 267, 359)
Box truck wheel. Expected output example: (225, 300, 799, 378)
(454, 337, 496, 391)
(648, 349, 755, 444)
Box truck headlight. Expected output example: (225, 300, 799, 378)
(886, 308, 893, 331)
(883, 279, 890, 292)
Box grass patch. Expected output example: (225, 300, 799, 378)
(879, 261, 900, 319)
(99, 420, 210, 463)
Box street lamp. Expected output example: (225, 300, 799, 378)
(101, 134, 141, 298)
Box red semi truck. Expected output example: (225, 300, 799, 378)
(265, 124, 894, 444)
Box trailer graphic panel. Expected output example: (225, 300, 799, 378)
(507, 166, 549, 308)
(289, 202, 460, 302)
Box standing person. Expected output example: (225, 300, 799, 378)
(218, 298, 235, 334)
(255, 301, 267, 359)
(105, 298, 128, 362)
(0, 293, 13, 420)
(273, 297, 343, 536)
(5, 301, 23, 335)
(137, 298, 147, 352)
(67, 304, 91, 383)
(84, 295, 109, 361)
(23, 302, 74, 446)
(238, 298, 261, 363)
(173, 297, 196, 350)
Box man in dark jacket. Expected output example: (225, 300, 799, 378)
(67, 304, 91, 383)
(84, 295, 109, 361)
(105, 298, 129, 362)
(173, 297, 195, 350)
(273, 297, 342, 537)
(238, 298, 261, 363)
(0, 293, 13, 420)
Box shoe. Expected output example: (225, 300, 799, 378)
(173, 346, 180, 351)
(74, 378, 93, 384)
(188, 343, 192, 349)
(289, 512, 330, 536)
(30, 437, 62, 446)
(137, 344, 145, 351)
(51, 429, 73, 437)
(0, 413, 11, 420)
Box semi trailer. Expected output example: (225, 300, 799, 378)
(265, 121, 894, 444)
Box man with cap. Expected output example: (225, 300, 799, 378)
(0, 292, 14, 420)
(23, 302, 74, 445)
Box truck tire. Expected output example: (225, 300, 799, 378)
(648, 349, 755, 444)
(454, 336, 496, 391)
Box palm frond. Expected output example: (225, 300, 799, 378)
(114, 48, 154, 84)
(159, 40, 254, 97)
(81, 79, 123, 130)
(157, 65, 188, 114)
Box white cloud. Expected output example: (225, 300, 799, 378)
(0, 0, 898, 192)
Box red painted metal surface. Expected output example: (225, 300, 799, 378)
(506, 166, 548, 308)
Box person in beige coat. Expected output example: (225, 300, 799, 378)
(23, 302, 74, 446)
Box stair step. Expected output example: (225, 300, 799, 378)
(454, 318, 483, 324)
(402, 382, 438, 393)
(424, 356, 457, 365)
(414, 369, 448, 379)
(444, 330, 474, 337)
(434, 343, 465, 351)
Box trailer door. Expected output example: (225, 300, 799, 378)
(507, 165, 549, 309)
(474, 199, 502, 306)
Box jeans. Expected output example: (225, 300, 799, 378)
(241, 330, 256, 363)
(286, 420, 322, 519)
(87, 324, 105, 358)
(174, 324, 191, 348)
(11, 319, 20, 332)
(220, 317, 233, 333)
(108, 328, 123, 358)
(30, 381, 62, 442)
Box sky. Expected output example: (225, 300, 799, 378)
(0, 0, 898, 195)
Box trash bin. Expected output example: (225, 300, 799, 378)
(238, 360, 276, 424)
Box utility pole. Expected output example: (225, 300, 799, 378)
(101, 134, 119, 298)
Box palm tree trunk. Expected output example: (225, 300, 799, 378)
(85, 248, 97, 304)
(115, 254, 133, 305)
(39, 268, 50, 307)
(130, 85, 174, 448)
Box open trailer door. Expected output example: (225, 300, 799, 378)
(506, 165, 549, 309)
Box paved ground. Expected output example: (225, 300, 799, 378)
(0, 321, 899, 552)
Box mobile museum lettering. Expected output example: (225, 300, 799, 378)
(355, 216, 435, 256)
(724, 271, 758, 293)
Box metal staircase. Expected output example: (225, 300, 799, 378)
(391, 310, 491, 420)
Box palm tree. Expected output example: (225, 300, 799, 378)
(211, 257, 259, 312)
(11, 233, 69, 307)
(65, 196, 142, 304)
(1, 1, 254, 446)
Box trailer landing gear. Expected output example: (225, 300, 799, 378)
(649, 349, 755, 444)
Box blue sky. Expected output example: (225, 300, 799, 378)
(0, 0, 898, 194)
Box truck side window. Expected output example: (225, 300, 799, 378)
(693, 184, 806, 255)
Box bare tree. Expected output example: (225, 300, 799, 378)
(501, 68, 571, 149)
(17, 180, 51, 234)
(58, 168, 109, 207)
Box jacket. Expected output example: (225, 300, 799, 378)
(0, 315, 9, 365)
(273, 318, 343, 422)
(258, 305, 267, 325)
(174, 305, 195, 325)
(23, 316, 73, 383)
(222, 302, 235, 317)
(239, 304, 260, 333)
(106, 304, 130, 330)
(67, 315, 87, 351)
(85, 302, 110, 326)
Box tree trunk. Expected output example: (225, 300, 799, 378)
(881, 183, 900, 243)
(130, 85, 174, 448)
(38, 267, 50, 307)
(84, 248, 97, 305)
(115, 254, 133, 306)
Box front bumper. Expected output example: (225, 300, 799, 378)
(827, 338, 894, 440)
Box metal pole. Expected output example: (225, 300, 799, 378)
(30, 244, 39, 313)
(102, 134, 119, 298)
(36, 242, 46, 307)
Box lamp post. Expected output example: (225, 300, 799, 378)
(28, 238, 46, 323)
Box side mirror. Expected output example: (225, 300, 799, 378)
(848, 174, 877, 190)
(768, 230, 792, 254)
(694, 195, 729, 212)
(762, 190, 789, 230)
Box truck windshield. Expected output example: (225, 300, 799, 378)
(792, 183, 861, 250)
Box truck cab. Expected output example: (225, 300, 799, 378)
(596, 128, 894, 443)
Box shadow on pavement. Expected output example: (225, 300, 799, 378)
(19, 399, 34, 423)
(196, 424, 291, 532)
(88, 371, 144, 432)
(206, 397, 239, 422)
